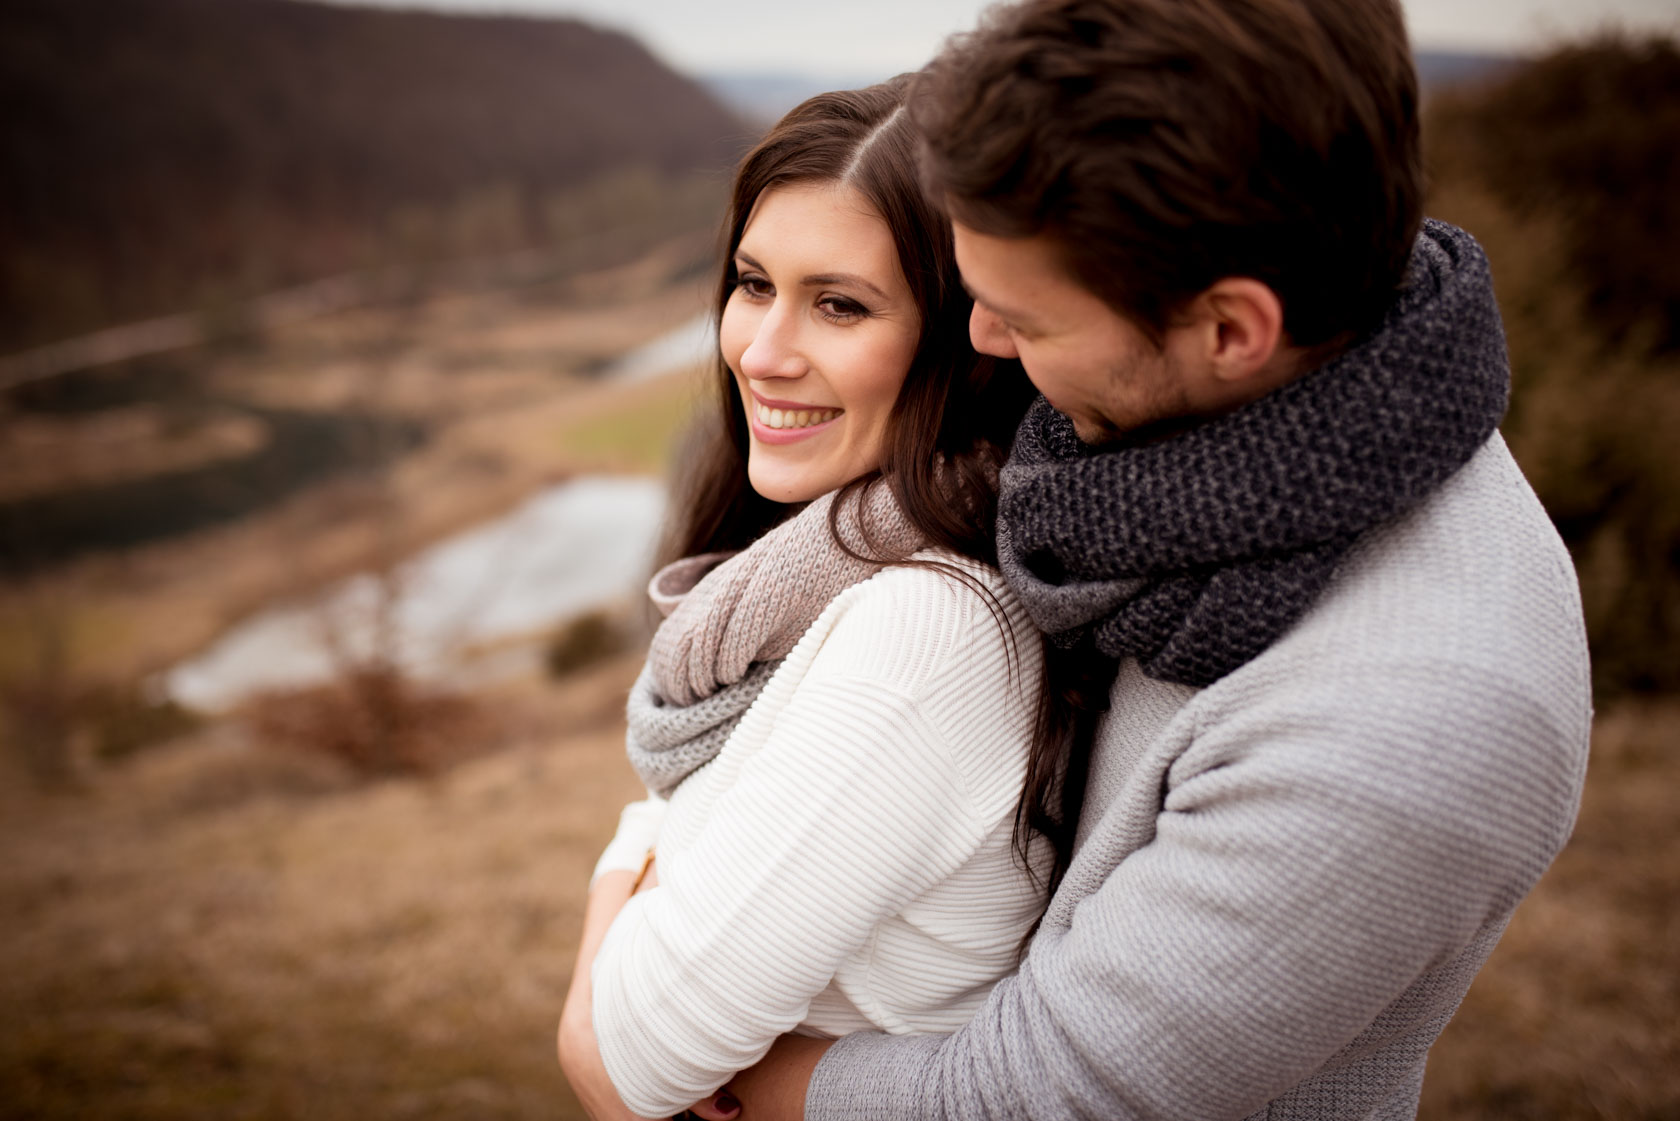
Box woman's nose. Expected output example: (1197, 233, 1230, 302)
(739, 305, 807, 381)
(969, 303, 1018, 359)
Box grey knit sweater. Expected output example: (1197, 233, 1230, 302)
(806, 432, 1592, 1120)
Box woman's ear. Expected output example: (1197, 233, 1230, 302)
(1198, 278, 1286, 385)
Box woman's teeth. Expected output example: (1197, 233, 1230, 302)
(755, 403, 840, 430)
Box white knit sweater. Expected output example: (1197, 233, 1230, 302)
(590, 557, 1048, 1118)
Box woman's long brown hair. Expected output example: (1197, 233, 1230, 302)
(661, 74, 1110, 931)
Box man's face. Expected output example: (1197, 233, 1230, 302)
(953, 221, 1200, 445)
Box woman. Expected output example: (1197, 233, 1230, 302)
(557, 76, 1103, 1120)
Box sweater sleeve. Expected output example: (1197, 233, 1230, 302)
(806, 658, 1588, 1121)
(589, 793, 667, 888)
(591, 575, 1030, 1118)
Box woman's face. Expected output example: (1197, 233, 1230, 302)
(720, 181, 921, 504)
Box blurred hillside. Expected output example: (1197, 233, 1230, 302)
(1425, 33, 1680, 699)
(0, 0, 750, 353)
(1418, 36, 1679, 1121)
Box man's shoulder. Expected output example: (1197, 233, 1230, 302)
(1093, 431, 1590, 815)
(1281, 431, 1586, 692)
(1181, 431, 1592, 801)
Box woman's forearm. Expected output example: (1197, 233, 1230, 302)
(558, 869, 645, 1121)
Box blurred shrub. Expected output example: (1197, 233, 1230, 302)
(1426, 34, 1680, 697)
(1, 673, 77, 787)
(544, 610, 628, 679)
(245, 667, 495, 777)
(86, 683, 200, 762)
(1, 670, 197, 785)
(1428, 35, 1680, 355)
(0, 583, 81, 786)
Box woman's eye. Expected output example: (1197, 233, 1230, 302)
(736, 274, 772, 299)
(818, 296, 867, 322)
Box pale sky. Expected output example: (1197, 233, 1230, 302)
(328, 0, 1680, 77)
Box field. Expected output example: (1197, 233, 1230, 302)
(0, 228, 709, 1117)
(0, 231, 711, 689)
(0, 656, 645, 1120)
(1, 678, 1675, 1119)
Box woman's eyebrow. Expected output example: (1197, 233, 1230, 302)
(735, 250, 891, 302)
(802, 273, 890, 301)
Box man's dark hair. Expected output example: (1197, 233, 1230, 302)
(913, 0, 1422, 347)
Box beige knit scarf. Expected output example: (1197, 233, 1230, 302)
(625, 480, 924, 796)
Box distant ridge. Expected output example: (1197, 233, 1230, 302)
(1415, 48, 1521, 91)
(702, 49, 1521, 127)
(701, 71, 893, 125)
(0, 0, 750, 352)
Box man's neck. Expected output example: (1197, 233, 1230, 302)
(1100, 337, 1340, 452)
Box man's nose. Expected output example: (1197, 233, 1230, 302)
(969, 303, 1018, 359)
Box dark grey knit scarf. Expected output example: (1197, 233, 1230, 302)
(996, 219, 1510, 687)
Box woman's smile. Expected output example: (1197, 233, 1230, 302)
(747, 390, 844, 442)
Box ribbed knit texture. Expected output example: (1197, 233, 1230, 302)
(997, 220, 1510, 687)
(807, 433, 1593, 1120)
(626, 482, 924, 796)
(593, 557, 1047, 1118)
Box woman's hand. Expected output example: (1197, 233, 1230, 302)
(564, 859, 818, 1121)
(558, 869, 657, 1121)
(685, 1035, 834, 1121)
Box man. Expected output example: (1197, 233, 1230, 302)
(597, 0, 1591, 1116)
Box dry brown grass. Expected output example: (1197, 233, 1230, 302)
(0, 654, 645, 1121)
(0, 679, 1672, 1118)
(245, 668, 501, 778)
(1420, 700, 1680, 1120)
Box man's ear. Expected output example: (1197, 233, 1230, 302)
(1196, 278, 1286, 384)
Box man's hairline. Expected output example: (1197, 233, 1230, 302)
(951, 210, 1181, 349)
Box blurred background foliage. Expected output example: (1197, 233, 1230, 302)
(1426, 34, 1680, 699)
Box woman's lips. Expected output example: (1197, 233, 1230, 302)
(747, 399, 843, 445)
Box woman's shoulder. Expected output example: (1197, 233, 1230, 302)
(782, 552, 1040, 816)
(797, 550, 1038, 700)
(866, 548, 1023, 606)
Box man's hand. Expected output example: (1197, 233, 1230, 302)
(686, 1034, 834, 1121)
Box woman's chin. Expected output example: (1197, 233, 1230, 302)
(747, 472, 826, 505)
(746, 460, 857, 506)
